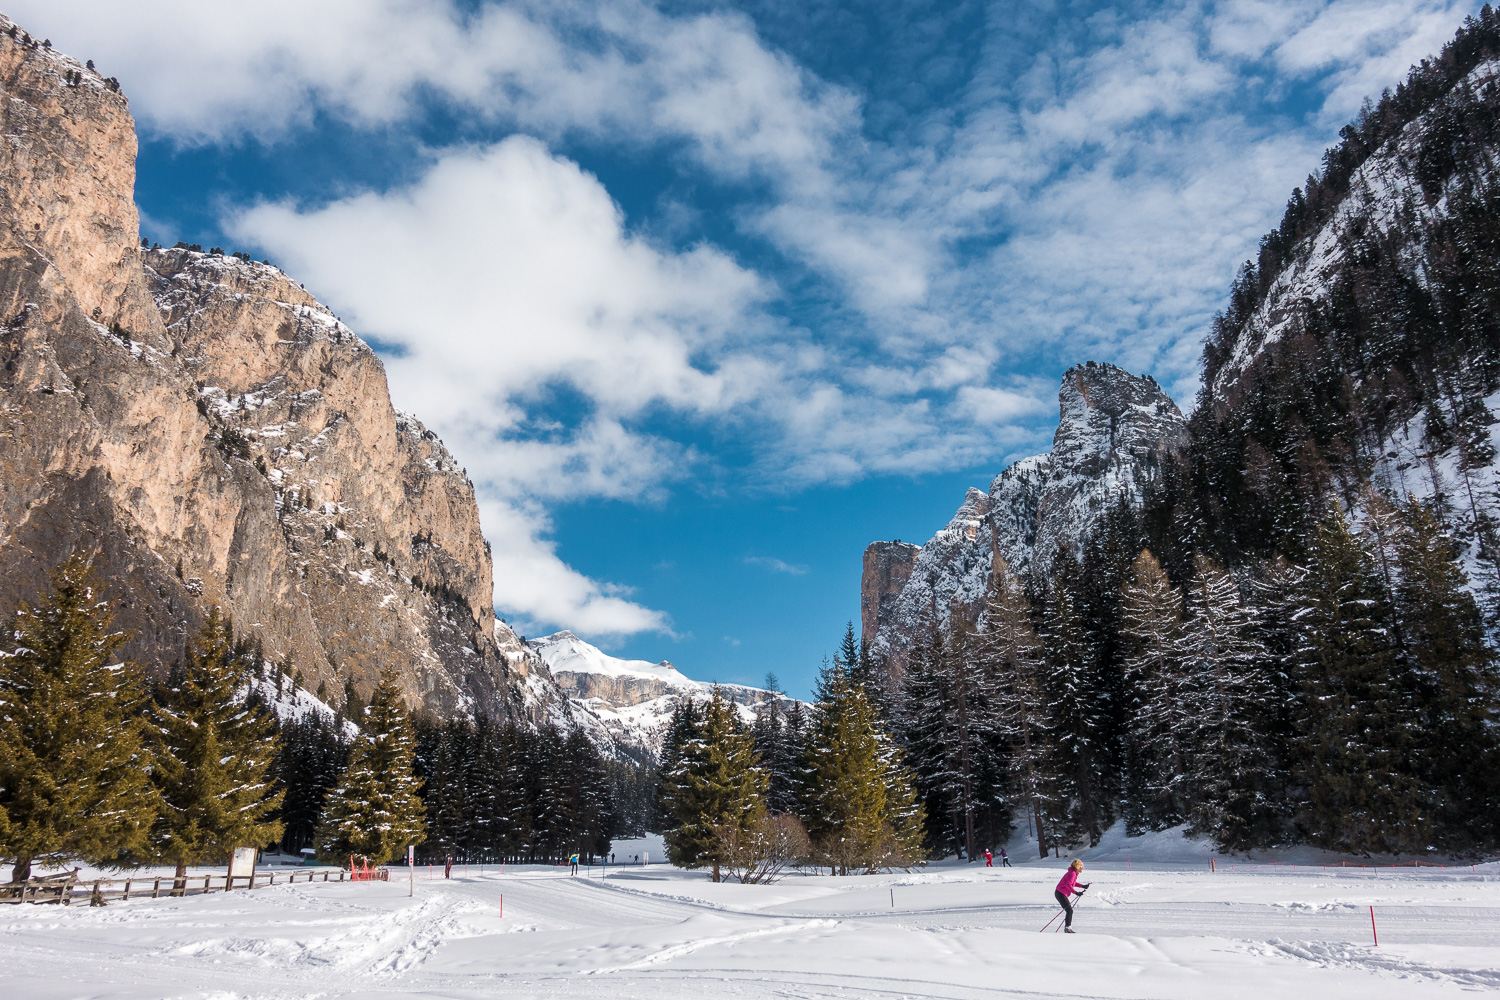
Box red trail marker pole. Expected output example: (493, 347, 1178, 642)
(1210, 857, 1215, 873)
(1370, 906, 1378, 946)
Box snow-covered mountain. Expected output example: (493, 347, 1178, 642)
(528, 631, 796, 758)
(864, 363, 1186, 672)
(1187, 42, 1500, 600)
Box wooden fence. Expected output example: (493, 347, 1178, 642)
(1, 866, 388, 905)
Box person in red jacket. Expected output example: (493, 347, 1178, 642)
(984, 849, 993, 867)
(1054, 860, 1090, 932)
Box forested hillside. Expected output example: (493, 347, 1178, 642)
(858, 8, 1500, 861)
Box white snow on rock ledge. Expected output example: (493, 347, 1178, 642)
(529, 631, 797, 758)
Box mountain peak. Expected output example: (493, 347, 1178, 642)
(863, 364, 1186, 672)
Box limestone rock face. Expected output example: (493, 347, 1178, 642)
(860, 540, 919, 643)
(863, 363, 1186, 673)
(0, 17, 569, 725)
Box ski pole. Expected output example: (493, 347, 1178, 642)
(1053, 887, 1087, 933)
(1042, 886, 1085, 932)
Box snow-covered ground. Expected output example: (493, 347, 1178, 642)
(3, 845, 1496, 998)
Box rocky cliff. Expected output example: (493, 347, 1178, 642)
(860, 540, 920, 641)
(863, 363, 1186, 671)
(0, 17, 570, 725)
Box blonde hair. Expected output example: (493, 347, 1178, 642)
(1070, 859, 1084, 871)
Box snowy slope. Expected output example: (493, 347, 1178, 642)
(530, 631, 797, 758)
(1209, 57, 1500, 400)
(4, 855, 1496, 998)
(866, 363, 1186, 671)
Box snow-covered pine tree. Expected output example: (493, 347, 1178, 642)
(528, 723, 574, 861)
(272, 710, 347, 855)
(895, 626, 949, 855)
(660, 688, 766, 881)
(560, 725, 614, 861)
(421, 718, 470, 861)
(751, 676, 801, 815)
(0, 555, 157, 882)
(772, 699, 810, 814)
(1181, 554, 1277, 848)
(973, 564, 1055, 858)
(655, 698, 701, 832)
(1040, 553, 1108, 848)
(1291, 507, 1425, 854)
(845, 622, 891, 722)
(1391, 500, 1500, 850)
(897, 614, 1007, 861)
(314, 669, 426, 865)
(148, 609, 284, 886)
(1117, 549, 1188, 833)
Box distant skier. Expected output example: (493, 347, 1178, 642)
(569, 853, 579, 876)
(1000, 847, 1012, 868)
(984, 850, 993, 867)
(1054, 860, 1090, 933)
(444, 856, 452, 879)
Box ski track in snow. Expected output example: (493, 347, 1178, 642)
(2, 858, 1498, 999)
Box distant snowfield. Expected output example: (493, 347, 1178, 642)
(3, 848, 1496, 998)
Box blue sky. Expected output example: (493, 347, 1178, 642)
(16, 0, 1482, 698)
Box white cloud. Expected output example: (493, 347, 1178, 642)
(229, 137, 769, 637)
(743, 556, 809, 575)
(13, 0, 1481, 636)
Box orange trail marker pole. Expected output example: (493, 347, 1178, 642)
(1210, 857, 1215, 873)
(1370, 906, 1378, 946)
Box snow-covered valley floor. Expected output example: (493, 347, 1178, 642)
(3, 856, 1497, 999)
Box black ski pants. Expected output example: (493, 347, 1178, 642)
(1001, 857, 1012, 867)
(1054, 889, 1074, 927)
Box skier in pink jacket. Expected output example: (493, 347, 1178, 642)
(1054, 860, 1090, 933)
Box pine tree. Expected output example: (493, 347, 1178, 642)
(897, 615, 1008, 860)
(272, 710, 347, 855)
(422, 718, 470, 860)
(1117, 549, 1188, 832)
(973, 563, 1055, 858)
(1040, 557, 1108, 848)
(660, 689, 767, 881)
(315, 669, 426, 865)
(655, 698, 702, 831)
(1391, 500, 1500, 849)
(772, 699, 810, 814)
(149, 609, 284, 884)
(801, 657, 924, 873)
(0, 556, 157, 881)
(1291, 507, 1424, 854)
(1181, 554, 1277, 848)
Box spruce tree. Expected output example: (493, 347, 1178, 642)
(972, 564, 1055, 858)
(1181, 554, 1277, 848)
(660, 689, 767, 881)
(422, 718, 470, 860)
(1117, 549, 1188, 832)
(898, 616, 1007, 860)
(149, 609, 284, 884)
(272, 711, 347, 854)
(1292, 507, 1424, 853)
(1040, 557, 1107, 848)
(801, 658, 924, 873)
(0, 556, 157, 881)
(315, 669, 426, 865)
(1391, 500, 1500, 849)
(772, 699, 810, 814)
